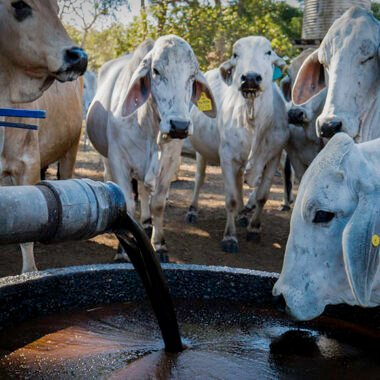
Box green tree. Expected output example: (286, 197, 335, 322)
(59, 0, 129, 47)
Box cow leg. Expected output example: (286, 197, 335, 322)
(139, 182, 152, 238)
(237, 187, 257, 228)
(247, 155, 281, 242)
(221, 160, 241, 253)
(106, 156, 136, 262)
(150, 146, 181, 262)
(185, 152, 206, 224)
(281, 154, 293, 211)
(17, 159, 40, 273)
(57, 138, 80, 179)
(235, 167, 250, 227)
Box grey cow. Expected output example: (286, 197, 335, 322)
(86, 36, 216, 260)
(187, 36, 288, 253)
(274, 133, 380, 320)
(292, 6, 380, 142)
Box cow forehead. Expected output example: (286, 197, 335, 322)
(299, 134, 354, 207)
(152, 36, 197, 71)
(21, 0, 59, 12)
(320, 8, 378, 61)
(233, 36, 271, 55)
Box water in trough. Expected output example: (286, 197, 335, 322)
(0, 298, 379, 379)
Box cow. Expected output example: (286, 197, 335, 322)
(0, 0, 88, 273)
(277, 49, 325, 210)
(292, 6, 380, 142)
(273, 133, 380, 320)
(186, 36, 288, 253)
(86, 36, 216, 261)
(286, 89, 326, 181)
(83, 71, 97, 119)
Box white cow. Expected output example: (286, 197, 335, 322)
(274, 133, 380, 320)
(187, 36, 288, 253)
(292, 6, 380, 142)
(86, 36, 216, 260)
(286, 89, 326, 180)
(83, 71, 97, 119)
(0, 0, 87, 273)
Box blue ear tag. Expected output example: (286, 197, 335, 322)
(272, 66, 283, 81)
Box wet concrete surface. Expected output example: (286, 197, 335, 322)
(0, 299, 379, 380)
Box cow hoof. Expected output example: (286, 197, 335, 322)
(280, 204, 291, 212)
(156, 249, 169, 263)
(113, 252, 130, 263)
(144, 225, 153, 239)
(221, 238, 239, 253)
(185, 211, 198, 224)
(246, 231, 261, 242)
(237, 215, 249, 228)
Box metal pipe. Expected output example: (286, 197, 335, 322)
(0, 179, 125, 245)
(0, 179, 183, 352)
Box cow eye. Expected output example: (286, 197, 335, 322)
(361, 56, 375, 64)
(313, 210, 335, 224)
(233, 53, 238, 59)
(12, 1, 32, 22)
(265, 50, 272, 56)
(153, 68, 160, 76)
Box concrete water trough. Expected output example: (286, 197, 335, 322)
(0, 264, 379, 379)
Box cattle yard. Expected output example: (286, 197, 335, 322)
(1, 1, 380, 378)
(0, 136, 291, 277)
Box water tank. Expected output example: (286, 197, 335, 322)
(302, 0, 371, 40)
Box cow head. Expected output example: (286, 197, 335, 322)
(0, 0, 88, 103)
(122, 35, 216, 141)
(288, 88, 327, 144)
(219, 36, 285, 99)
(273, 133, 380, 320)
(292, 7, 379, 140)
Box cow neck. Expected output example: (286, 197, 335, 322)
(359, 86, 380, 142)
(245, 84, 274, 129)
(140, 96, 161, 140)
(139, 96, 162, 191)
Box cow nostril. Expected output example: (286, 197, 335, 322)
(64, 47, 88, 74)
(320, 120, 343, 138)
(241, 74, 247, 82)
(256, 74, 262, 83)
(273, 294, 287, 312)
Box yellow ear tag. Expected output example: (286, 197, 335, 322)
(197, 92, 213, 112)
(372, 234, 380, 247)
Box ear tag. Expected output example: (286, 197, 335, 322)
(371, 234, 380, 247)
(197, 92, 212, 112)
(272, 66, 282, 81)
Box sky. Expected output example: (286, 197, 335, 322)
(63, 0, 302, 29)
(62, 0, 379, 30)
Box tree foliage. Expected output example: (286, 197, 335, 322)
(64, 0, 303, 71)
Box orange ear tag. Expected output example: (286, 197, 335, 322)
(197, 92, 212, 112)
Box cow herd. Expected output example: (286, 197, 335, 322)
(0, 2, 379, 321)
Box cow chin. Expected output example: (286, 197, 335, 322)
(240, 88, 261, 100)
(54, 69, 83, 83)
(273, 283, 326, 321)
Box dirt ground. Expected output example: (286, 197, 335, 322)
(0, 138, 294, 277)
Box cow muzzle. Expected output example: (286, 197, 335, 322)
(240, 72, 262, 98)
(169, 119, 190, 139)
(288, 108, 307, 125)
(55, 47, 88, 81)
(318, 119, 342, 138)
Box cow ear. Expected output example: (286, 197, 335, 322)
(122, 54, 152, 117)
(280, 76, 291, 101)
(342, 191, 380, 306)
(292, 49, 326, 106)
(192, 71, 217, 118)
(219, 59, 235, 86)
